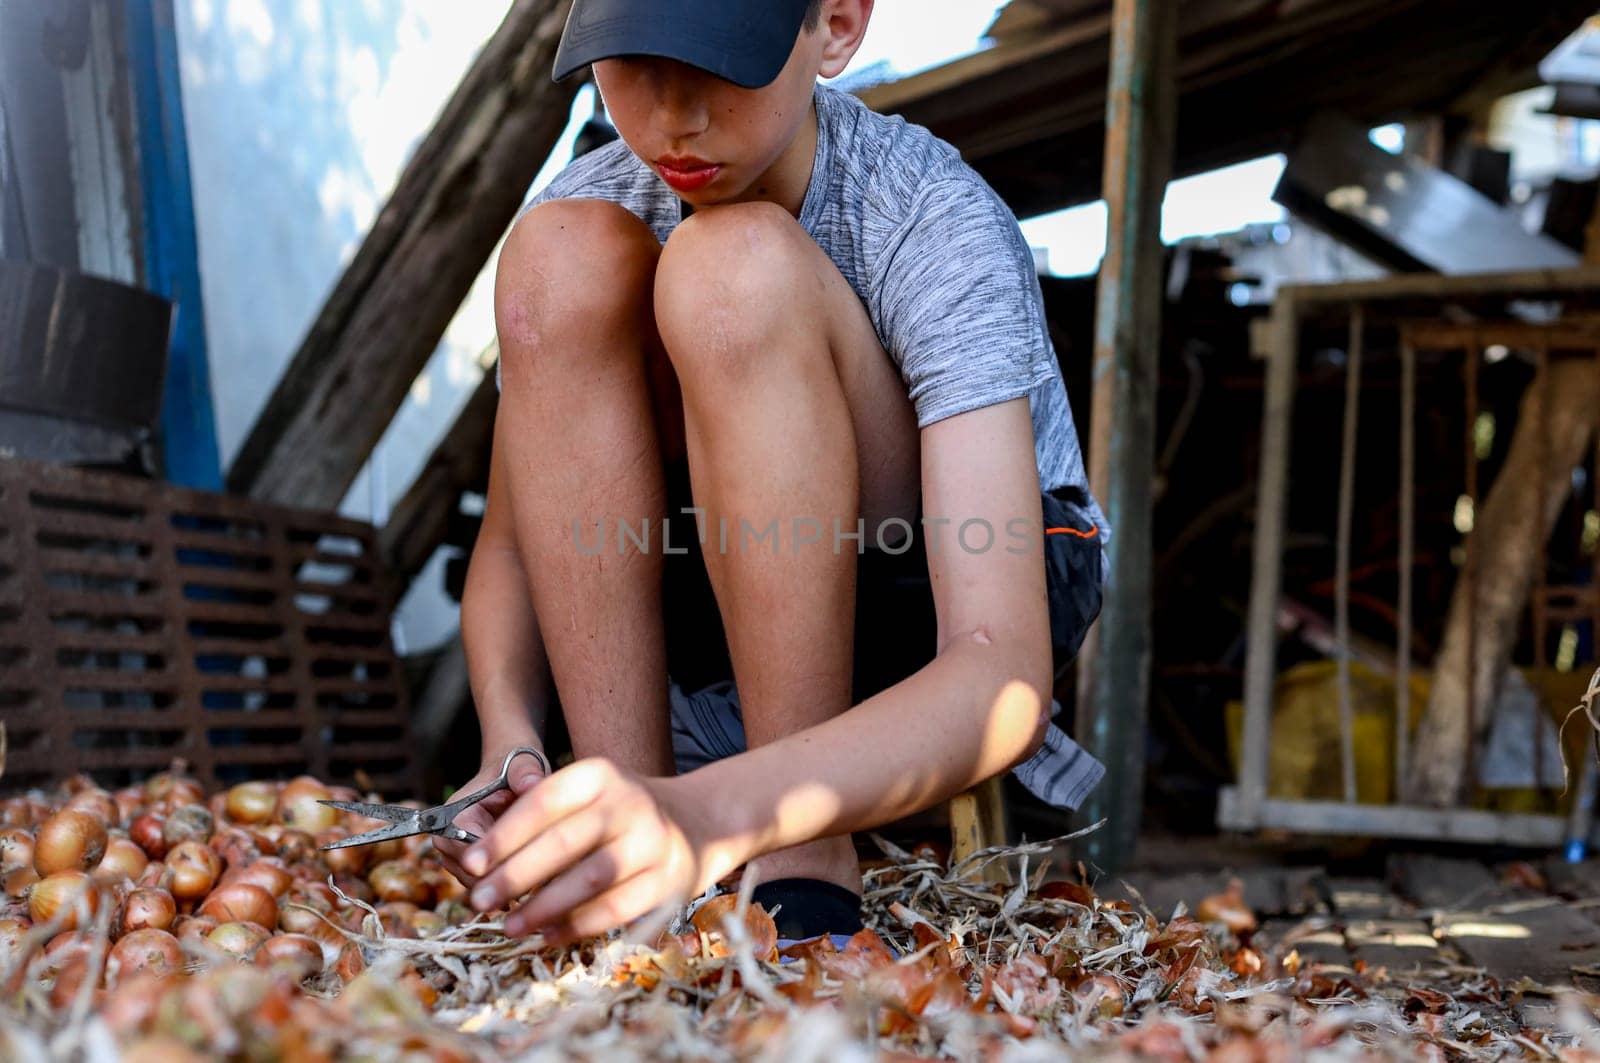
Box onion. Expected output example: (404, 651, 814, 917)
(317, 830, 369, 876)
(224, 781, 277, 825)
(0, 916, 30, 955)
(143, 770, 204, 807)
(209, 826, 261, 871)
(1072, 973, 1126, 1018)
(43, 930, 94, 971)
(164, 841, 221, 903)
(128, 814, 167, 860)
(120, 1035, 209, 1063)
(207, 790, 229, 823)
(4, 865, 39, 898)
(368, 860, 431, 905)
(171, 914, 217, 944)
(63, 773, 96, 795)
(275, 778, 337, 833)
(102, 971, 172, 1038)
(93, 837, 150, 884)
(409, 909, 446, 937)
(255, 933, 324, 980)
(29, 871, 100, 929)
(199, 882, 278, 930)
(121, 888, 177, 934)
(107, 929, 183, 987)
(206, 920, 270, 960)
(161, 804, 214, 848)
(34, 810, 108, 875)
(425, 867, 467, 903)
(275, 830, 317, 864)
(220, 858, 292, 898)
(135, 861, 169, 890)
(48, 950, 96, 1010)
(331, 873, 373, 905)
(335, 940, 365, 982)
(0, 828, 35, 872)
(112, 787, 144, 825)
(64, 788, 119, 827)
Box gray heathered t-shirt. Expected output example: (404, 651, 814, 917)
(497, 79, 1109, 810)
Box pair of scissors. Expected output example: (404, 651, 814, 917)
(318, 747, 551, 850)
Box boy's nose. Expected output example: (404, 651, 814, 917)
(641, 58, 712, 135)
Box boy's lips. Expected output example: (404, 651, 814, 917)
(656, 157, 722, 192)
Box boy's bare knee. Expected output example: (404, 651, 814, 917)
(654, 202, 812, 363)
(496, 199, 661, 366)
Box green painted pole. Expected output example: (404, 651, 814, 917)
(1074, 0, 1176, 871)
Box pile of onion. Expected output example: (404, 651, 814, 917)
(0, 766, 467, 1031)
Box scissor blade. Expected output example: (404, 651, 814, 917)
(319, 818, 426, 850)
(318, 798, 416, 823)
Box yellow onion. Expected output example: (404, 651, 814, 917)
(120, 1034, 209, 1063)
(161, 804, 214, 849)
(164, 841, 221, 904)
(275, 830, 317, 864)
(171, 914, 217, 945)
(0, 916, 30, 954)
(224, 781, 277, 825)
(220, 858, 293, 898)
(198, 882, 278, 930)
(112, 787, 145, 825)
(4, 864, 40, 898)
(93, 837, 150, 885)
(127, 814, 167, 860)
(29, 870, 100, 930)
(254, 932, 324, 980)
(368, 860, 431, 906)
(335, 940, 365, 982)
(107, 929, 183, 987)
(275, 778, 337, 833)
(206, 920, 270, 960)
(101, 972, 174, 1039)
(121, 888, 177, 935)
(34, 810, 108, 875)
(0, 828, 35, 872)
(63, 788, 119, 827)
(318, 829, 369, 876)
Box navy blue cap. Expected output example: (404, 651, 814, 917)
(553, 0, 814, 90)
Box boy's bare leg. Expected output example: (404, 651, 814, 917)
(653, 202, 921, 892)
(493, 199, 676, 778)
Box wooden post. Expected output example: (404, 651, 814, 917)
(227, 0, 578, 508)
(1073, 0, 1175, 870)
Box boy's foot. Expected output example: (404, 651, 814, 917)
(750, 877, 864, 942)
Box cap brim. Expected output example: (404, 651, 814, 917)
(552, 0, 812, 90)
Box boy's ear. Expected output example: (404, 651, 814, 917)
(814, 0, 873, 80)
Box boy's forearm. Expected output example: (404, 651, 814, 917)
(672, 631, 1052, 875)
(461, 538, 551, 756)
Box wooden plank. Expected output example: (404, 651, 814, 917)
(226, 0, 579, 509)
(1344, 918, 1442, 977)
(950, 776, 1010, 884)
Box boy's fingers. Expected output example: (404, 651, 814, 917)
(507, 760, 545, 794)
(461, 761, 609, 877)
(501, 831, 653, 932)
(523, 870, 674, 944)
(468, 807, 612, 912)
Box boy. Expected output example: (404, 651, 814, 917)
(433, 0, 1110, 946)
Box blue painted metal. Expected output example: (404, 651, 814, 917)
(125, 0, 222, 489)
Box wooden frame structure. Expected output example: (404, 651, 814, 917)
(1218, 267, 1600, 844)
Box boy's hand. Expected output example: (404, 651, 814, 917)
(456, 758, 732, 944)
(433, 746, 548, 887)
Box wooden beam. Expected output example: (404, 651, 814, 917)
(1072, 0, 1175, 872)
(227, 0, 577, 508)
(860, 0, 1591, 219)
(379, 358, 499, 589)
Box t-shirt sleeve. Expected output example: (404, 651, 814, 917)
(873, 176, 1057, 428)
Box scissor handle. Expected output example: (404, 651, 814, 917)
(445, 745, 551, 816)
